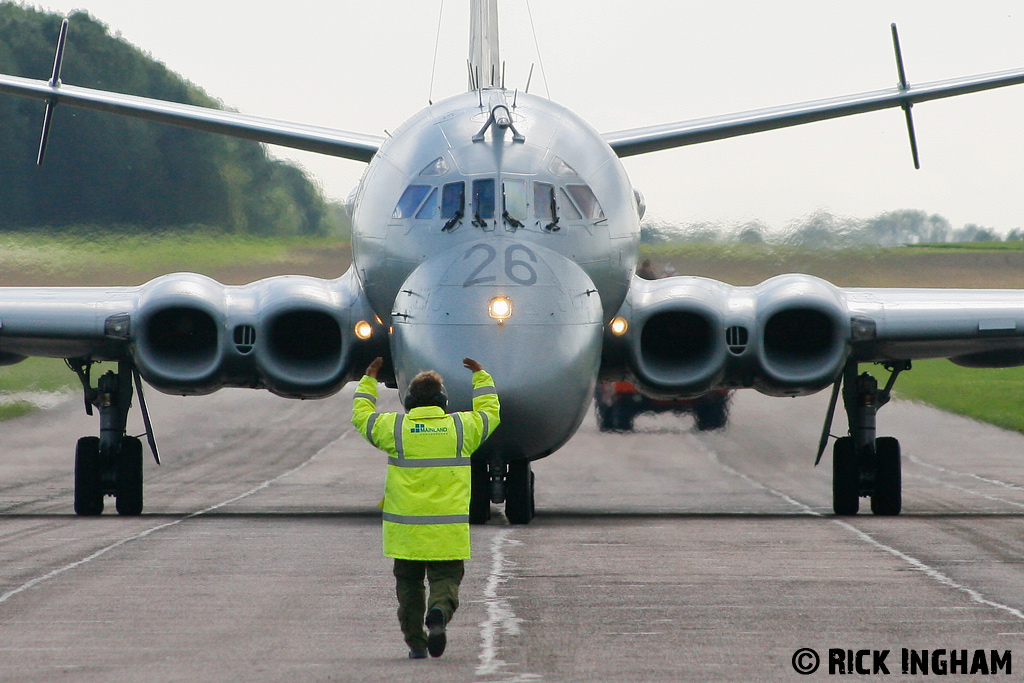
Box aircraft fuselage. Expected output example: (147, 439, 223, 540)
(349, 88, 641, 461)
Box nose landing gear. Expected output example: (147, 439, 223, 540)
(470, 458, 536, 525)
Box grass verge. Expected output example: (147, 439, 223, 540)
(892, 359, 1024, 435)
(0, 357, 78, 393)
(0, 401, 40, 420)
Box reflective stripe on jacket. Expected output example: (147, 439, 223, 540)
(352, 369, 500, 560)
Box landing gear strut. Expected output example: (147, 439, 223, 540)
(68, 360, 155, 516)
(469, 458, 535, 525)
(829, 360, 909, 516)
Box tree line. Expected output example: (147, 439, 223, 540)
(642, 209, 1024, 247)
(0, 5, 339, 235)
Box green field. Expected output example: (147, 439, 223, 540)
(0, 357, 79, 420)
(1, 235, 1021, 432)
(0, 228, 350, 285)
(892, 360, 1024, 434)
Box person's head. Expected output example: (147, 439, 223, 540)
(404, 370, 448, 411)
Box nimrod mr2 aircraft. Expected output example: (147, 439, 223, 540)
(1, 1, 1023, 523)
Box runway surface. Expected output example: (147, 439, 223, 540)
(2, 383, 1024, 682)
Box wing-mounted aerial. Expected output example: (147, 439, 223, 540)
(0, 18, 385, 164)
(603, 24, 1024, 164)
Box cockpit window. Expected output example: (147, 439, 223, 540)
(534, 182, 555, 221)
(393, 185, 432, 219)
(559, 188, 582, 220)
(441, 182, 465, 219)
(419, 157, 450, 176)
(503, 180, 527, 225)
(415, 188, 438, 219)
(473, 179, 495, 219)
(566, 184, 605, 220)
(549, 156, 577, 177)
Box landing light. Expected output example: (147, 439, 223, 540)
(354, 321, 374, 340)
(488, 296, 513, 321)
(610, 317, 628, 336)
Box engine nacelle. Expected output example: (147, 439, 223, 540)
(751, 275, 849, 396)
(609, 274, 850, 399)
(133, 274, 227, 394)
(252, 276, 350, 398)
(619, 277, 730, 398)
(132, 270, 382, 397)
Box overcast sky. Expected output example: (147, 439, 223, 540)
(25, 1, 1024, 233)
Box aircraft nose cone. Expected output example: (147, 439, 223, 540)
(390, 239, 604, 458)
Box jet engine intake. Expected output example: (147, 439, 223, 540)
(620, 278, 729, 398)
(752, 275, 849, 396)
(258, 306, 345, 397)
(133, 274, 226, 394)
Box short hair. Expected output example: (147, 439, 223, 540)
(406, 370, 447, 409)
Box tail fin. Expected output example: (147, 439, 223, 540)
(469, 0, 500, 90)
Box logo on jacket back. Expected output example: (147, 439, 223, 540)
(410, 423, 448, 434)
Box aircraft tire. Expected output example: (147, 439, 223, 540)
(595, 402, 615, 432)
(694, 394, 729, 431)
(832, 436, 859, 516)
(613, 403, 634, 432)
(74, 436, 104, 516)
(469, 459, 491, 525)
(115, 436, 144, 516)
(870, 437, 902, 516)
(505, 460, 534, 525)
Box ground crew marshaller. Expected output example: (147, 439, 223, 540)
(352, 356, 500, 659)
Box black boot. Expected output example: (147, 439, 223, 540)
(425, 607, 447, 658)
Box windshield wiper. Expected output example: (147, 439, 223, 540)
(443, 191, 465, 232)
(442, 211, 463, 232)
(472, 211, 488, 228)
(502, 210, 523, 230)
(545, 192, 560, 232)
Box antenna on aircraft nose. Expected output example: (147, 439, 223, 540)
(891, 23, 921, 170)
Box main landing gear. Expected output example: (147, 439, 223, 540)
(822, 360, 910, 516)
(470, 458, 535, 525)
(67, 360, 158, 516)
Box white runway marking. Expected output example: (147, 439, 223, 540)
(477, 527, 540, 682)
(701, 442, 1024, 623)
(908, 454, 1024, 492)
(905, 471, 1024, 510)
(0, 430, 352, 607)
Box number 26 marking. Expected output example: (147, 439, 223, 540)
(463, 244, 539, 287)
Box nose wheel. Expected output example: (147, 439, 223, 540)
(469, 459, 536, 525)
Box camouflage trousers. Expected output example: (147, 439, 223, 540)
(392, 559, 465, 650)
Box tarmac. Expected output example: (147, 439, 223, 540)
(1, 384, 1023, 682)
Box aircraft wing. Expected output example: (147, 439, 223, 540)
(0, 73, 384, 163)
(0, 269, 385, 398)
(844, 287, 1024, 368)
(603, 67, 1024, 158)
(612, 275, 1023, 399)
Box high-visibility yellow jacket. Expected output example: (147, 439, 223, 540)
(352, 369, 500, 560)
